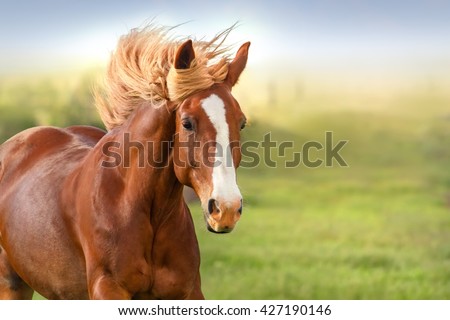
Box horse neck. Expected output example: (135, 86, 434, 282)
(108, 103, 184, 223)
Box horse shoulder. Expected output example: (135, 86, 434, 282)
(59, 131, 154, 297)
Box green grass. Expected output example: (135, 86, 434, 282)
(194, 173, 450, 299)
(1, 71, 448, 299)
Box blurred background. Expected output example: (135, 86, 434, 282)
(1, 0, 449, 299)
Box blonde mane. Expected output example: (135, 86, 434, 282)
(95, 25, 233, 130)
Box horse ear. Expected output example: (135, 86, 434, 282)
(225, 42, 251, 88)
(174, 39, 195, 69)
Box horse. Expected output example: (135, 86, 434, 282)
(0, 25, 250, 299)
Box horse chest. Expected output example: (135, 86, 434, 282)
(144, 230, 201, 299)
(150, 265, 196, 299)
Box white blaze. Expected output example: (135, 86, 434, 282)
(200, 94, 242, 203)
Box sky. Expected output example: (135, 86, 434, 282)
(1, 0, 449, 75)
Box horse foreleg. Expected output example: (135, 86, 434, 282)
(186, 287, 205, 300)
(0, 246, 34, 300)
(88, 274, 132, 300)
(185, 275, 204, 300)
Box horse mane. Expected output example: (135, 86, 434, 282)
(95, 24, 234, 130)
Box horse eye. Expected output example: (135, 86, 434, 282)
(240, 121, 246, 131)
(182, 119, 194, 131)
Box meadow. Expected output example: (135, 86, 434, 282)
(0, 69, 449, 299)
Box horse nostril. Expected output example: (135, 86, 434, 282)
(208, 198, 218, 214)
(238, 199, 243, 214)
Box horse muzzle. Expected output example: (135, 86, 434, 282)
(204, 197, 243, 233)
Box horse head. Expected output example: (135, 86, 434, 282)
(170, 40, 250, 233)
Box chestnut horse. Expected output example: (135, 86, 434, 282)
(0, 26, 250, 299)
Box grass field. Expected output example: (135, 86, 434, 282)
(1, 70, 449, 299)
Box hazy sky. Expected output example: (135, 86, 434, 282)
(1, 0, 449, 75)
